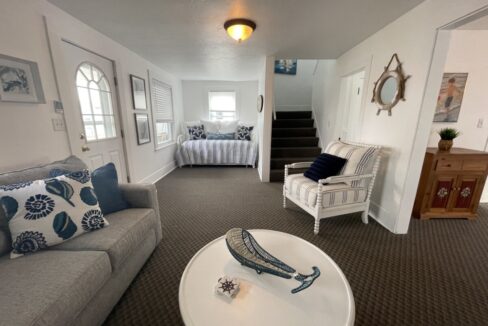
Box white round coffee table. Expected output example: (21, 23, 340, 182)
(179, 229, 355, 326)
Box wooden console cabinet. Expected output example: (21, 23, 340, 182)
(413, 148, 488, 219)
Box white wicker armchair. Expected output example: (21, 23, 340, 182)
(283, 140, 382, 235)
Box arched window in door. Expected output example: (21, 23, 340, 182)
(76, 62, 116, 141)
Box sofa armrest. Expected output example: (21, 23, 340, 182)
(119, 183, 162, 243)
(177, 134, 185, 149)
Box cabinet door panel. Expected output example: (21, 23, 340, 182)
(452, 176, 482, 212)
(429, 176, 456, 211)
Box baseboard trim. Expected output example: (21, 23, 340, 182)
(139, 161, 176, 184)
(369, 201, 403, 234)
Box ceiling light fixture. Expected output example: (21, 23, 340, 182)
(224, 18, 256, 43)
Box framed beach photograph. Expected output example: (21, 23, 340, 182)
(274, 59, 297, 75)
(130, 74, 147, 110)
(0, 54, 45, 103)
(433, 73, 468, 122)
(134, 113, 151, 145)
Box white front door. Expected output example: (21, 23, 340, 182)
(58, 41, 128, 182)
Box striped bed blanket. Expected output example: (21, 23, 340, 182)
(175, 140, 258, 167)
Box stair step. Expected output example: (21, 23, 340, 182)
(272, 128, 316, 137)
(275, 111, 312, 119)
(273, 119, 314, 128)
(270, 168, 307, 182)
(271, 147, 321, 158)
(270, 157, 316, 169)
(272, 137, 319, 147)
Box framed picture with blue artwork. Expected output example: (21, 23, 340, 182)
(275, 59, 297, 75)
(0, 54, 45, 103)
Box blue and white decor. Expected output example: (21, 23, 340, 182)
(187, 124, 206, 140)
(274, 59, 297, 75)
(0, 170, 108, 258)
(225, 228, 320, 294)
(236, 125, 254, 141)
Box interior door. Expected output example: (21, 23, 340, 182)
(58, 41, 128, 182)
(337, 70, 365, 141)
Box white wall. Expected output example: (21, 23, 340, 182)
(274, 60, 316, 111)
(0, 0, 183, 183)
(257, 56, 274, 181)
(311, 0, 488, 233)
(427, 30, 488, 150)
(427, 29, 488, 202)
(181, 80, 258, 126)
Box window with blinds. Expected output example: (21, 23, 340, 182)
(150, 78, 174, 149)
(208, 91, 237, 121)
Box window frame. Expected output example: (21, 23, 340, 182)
(207, 88, 239, 122)
(148, 71, 175, 151)
(75, 61, 117, 143)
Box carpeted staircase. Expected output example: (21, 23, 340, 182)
(270, 111, 321, 182)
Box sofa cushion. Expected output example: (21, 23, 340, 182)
(324, 141, 379, 187)
(304, 153, 347, 182)
(51, 208, 157, 271)
(0, 250, 111, 326)
(0, 170, 108, 258)
(0, 156, 87, 257)
(285, 174, 367, 208)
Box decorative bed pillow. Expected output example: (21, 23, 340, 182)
(187, 125, 206, 140)
(236, 126, 254, 141)
(201, 120, 220, 134)
(0, 170, 108, 258)
(303, 153, 348, 182)
(91, 163, 129, 215)
(207, 132, 235, 140)
(219, 120, 239, 134)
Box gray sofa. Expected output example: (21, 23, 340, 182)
(0, 156, 162, 326)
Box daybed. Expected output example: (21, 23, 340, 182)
(175, 120, 258, 167)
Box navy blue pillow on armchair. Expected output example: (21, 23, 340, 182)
(303, 153, 347, 182)
(91, 163, 129, 215)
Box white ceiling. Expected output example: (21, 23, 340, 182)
(48, 0, 425, 80)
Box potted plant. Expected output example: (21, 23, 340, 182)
(437, 128, 460, 151)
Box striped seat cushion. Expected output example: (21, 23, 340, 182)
(324, 141, 379, 187)
(285, 174, 367, 208)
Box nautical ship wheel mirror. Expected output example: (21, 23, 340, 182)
(371, 53, 410, 116)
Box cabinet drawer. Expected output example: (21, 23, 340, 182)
(436, 160, 462, 171)
(463, 160, 488, 171)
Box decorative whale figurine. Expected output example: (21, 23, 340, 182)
(225, 228, 320, 294)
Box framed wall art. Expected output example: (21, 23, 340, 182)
(433, 73, 468, 123)
(135, 113, 151, 145)
(130, 74, 148, 110)
(0, 54, 45, 103)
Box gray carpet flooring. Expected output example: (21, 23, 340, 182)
(104, 167, 488, 325)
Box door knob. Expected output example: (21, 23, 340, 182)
(80, 133, 86, 140)
(81, 144, 90, 152)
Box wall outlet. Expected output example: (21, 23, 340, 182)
(477, 118, 484, 128)
(52, 118, 65, 131)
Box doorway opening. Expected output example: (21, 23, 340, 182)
(411, 7, 488, 220)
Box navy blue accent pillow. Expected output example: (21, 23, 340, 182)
(91, 163, 129, 215)
(303, 153, 347, 182)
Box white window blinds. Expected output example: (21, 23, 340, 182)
(151, 79, 173, 121)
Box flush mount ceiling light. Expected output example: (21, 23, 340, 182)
(224, 18, 256, 42)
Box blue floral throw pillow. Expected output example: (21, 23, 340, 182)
(0, 170, 109, 259)
(187, 125, 206, 140)
(236, 125, 254, 141)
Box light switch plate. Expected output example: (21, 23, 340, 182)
(52, 118, 65, 131)
(477, 118, 483, 128)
